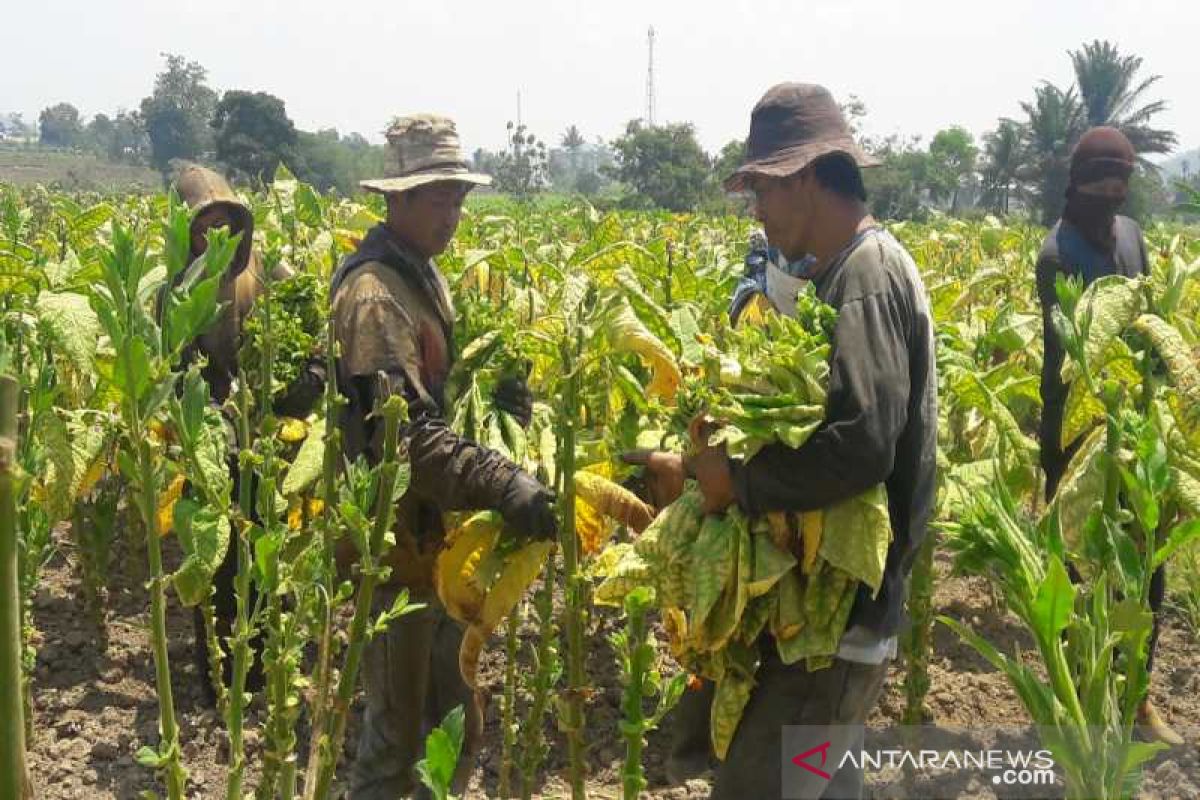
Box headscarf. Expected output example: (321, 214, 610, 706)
(1062, 126, 1136, 252)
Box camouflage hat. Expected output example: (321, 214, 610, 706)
(360, 114, 492, 195)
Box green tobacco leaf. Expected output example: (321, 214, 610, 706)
(112, 337, 152, 401)
(819, 485, 891, 594)
(1063, 275, 1143, 383)
(669, 305, 703, 366)
(38, 410, 112, 524)
(282, 417, 326, 496)
(35, 291, 102, 373)
(172, 500, 231, 607)
(1154, 519, 1200, 569)
(417, 705, 466, 800)
(1030, 556, 1075, 643)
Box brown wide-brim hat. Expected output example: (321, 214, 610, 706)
(360, 113, 492, 195)
(724, 83, 880, 192)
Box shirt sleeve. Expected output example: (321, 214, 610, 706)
(730, 291, 911, 514)
(1035, 254, 1068, 492)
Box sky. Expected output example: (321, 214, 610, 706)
(3, 0, 1197, 158)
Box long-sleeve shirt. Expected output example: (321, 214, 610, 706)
(729, 228, 938, 637)
(1036, 216, 1148, 498)
(330, 225, 525, 588)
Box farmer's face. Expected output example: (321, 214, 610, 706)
(749, 172, 812, 262)
(389, 182, 470, 258)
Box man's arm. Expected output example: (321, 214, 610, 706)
(729, 291, 911, 515)
(1035, 255, 1067, 485)
(342, 288, 554, 536)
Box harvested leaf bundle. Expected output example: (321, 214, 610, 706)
(597, 287, 891, 759)
(435, 512, 553, 689)
(595, 487, 889, 759)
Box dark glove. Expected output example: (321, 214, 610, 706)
(492, 375, 533, 429)
(498, 471, 558, 541)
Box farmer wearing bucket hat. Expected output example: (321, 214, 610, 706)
(627, 83, 938, 798)
(165, 163, 327, 706)
(1035, 127, 1181, 746)
(331, 114, 556, 799)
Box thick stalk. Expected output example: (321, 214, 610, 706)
(301, 316, 344, 800)
(618, 598, 650, 800)
(132, 424, 187, 798)
(558, 331, 587, 800)
(225, 377, 256, 800)
(902, 531, 936, 727)
(309, 397, 405, 800)
(498, 612, 520, 798)
(0, 376, 32, 799)
(519, 558, 559, 800)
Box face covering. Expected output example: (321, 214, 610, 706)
(1062, 188, 1126, 252)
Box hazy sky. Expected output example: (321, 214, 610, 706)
(4, 0, 1197, 157)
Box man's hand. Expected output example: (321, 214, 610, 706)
(498, 471, 558, 540)
(620, 450, 686, 511)
(493, 376, 534, 428)
(688, 446, 735, 514)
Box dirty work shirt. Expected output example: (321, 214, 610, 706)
(331, 224, 524, 586)
(730, 228, 938, 638)
(1036, 216, 1148, 498)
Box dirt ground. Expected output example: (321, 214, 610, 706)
(23, 526, 1200, 799)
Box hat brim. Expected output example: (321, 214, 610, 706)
(723, 138, 881, 192)
(360, 169, 492, 195)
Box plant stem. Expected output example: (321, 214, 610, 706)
(498, 611, 520, 798)
(558, 330, 587, 800)
(309, 396, 406, 800)
(226, 377, 255, 800)
(519, 558, 559, 800)
(302, 314, 344, 799)
(0, 376, 32, 799)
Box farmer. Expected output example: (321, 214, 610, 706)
(1036, 126, 1180, 745)
(628, 83, 938, 799)
(330, 114, 557, 799)
(170, 163, 325, 701)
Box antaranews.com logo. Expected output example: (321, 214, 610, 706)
(782, 725, 1062, 798)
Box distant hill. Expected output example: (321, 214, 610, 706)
(0, 144, 160, 191)
(1159, 147, 1200, 180)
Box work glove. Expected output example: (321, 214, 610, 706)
(499, 471, 558, 541)
(492, 375, 534, 428)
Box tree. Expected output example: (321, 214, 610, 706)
(110, 111, 150, 163)
(1019, 82, 1085, 224)
(607, 120, 714, 211)
(83, 114, 115, 156)
(865, 135, 934, 221)
(493, 122, 548, 199)
(1069, 40, 1177, 156)
(980, 120, 1024, 215)
(212, 90, 298, 184)
(713, 139, 746, 184)
(293, 128, 385, 195)
(928, 126, 978, 214)
(38, 103, 83, 148)
(140, 54, 218, 173)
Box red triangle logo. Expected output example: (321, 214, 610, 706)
(791, 741, 833, 780)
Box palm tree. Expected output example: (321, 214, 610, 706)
(1019, 83, 1085, 224)
(980, 119, 1024, 215)
(1069, 40, 1178, 156)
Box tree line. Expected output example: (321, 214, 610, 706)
(9, 41, 1198, 221)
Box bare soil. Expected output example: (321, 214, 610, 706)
(24, 529, 1200, 799)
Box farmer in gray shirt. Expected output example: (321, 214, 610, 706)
(629, 83, 938, 799)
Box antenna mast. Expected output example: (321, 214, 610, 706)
(645, 26, 656, 127)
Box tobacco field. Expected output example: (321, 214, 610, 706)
(3, 173, 1200, 799)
